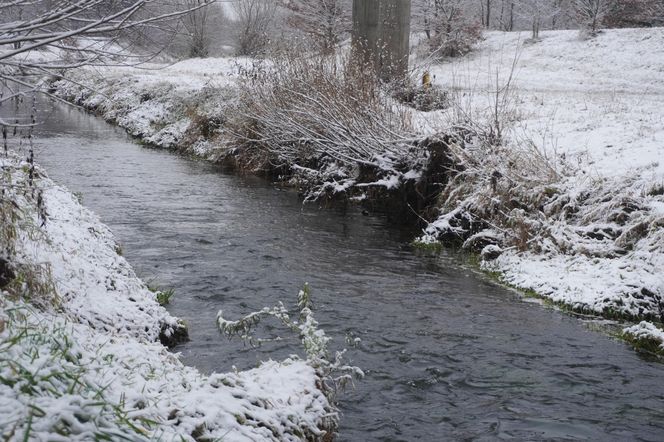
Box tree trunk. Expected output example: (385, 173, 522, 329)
(352, 0, 411, 82)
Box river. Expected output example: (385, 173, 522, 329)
(9, 98, 664, 441)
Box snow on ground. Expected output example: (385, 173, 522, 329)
(0, 153, 335, 440)
(425, 24, 664, 182)
(424, 28, 664, 178)
(419, 28, 664, 331)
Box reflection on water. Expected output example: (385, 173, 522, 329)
(5, 98, 663, 441)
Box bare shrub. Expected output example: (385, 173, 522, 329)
(224, 50, 419, 197)
(416, 0, 483, 60)
(234, 0, 277, 56)
(393, 80, 450, 112)
(431, 21, 483, 58)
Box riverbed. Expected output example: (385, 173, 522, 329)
(17, 98, 664, 441)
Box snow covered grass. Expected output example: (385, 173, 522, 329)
(417, 28, 664, 336)
(0, 300, 334, 440)
(0, 152, 337, 440)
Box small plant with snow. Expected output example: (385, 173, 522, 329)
(218, 283, 364, 403)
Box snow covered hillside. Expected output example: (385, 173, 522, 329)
(421, 28, 663, 344)
(426, 27, 664, 178)
(0, 154, 336, 440)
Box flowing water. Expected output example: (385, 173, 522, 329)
(7, 98, 664, 441)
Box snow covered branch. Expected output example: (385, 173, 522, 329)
(0, 0, 216, 110)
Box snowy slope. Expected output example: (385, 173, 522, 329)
(54, 57, 247, 155)
(422, 28, 664, 340)
(426, 27, 664, 178)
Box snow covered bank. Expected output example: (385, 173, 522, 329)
(419, 28, 664, 336)
(0, 153, 336, 440)
(623, 321, 664, 355)
(52, 58, 243, 158)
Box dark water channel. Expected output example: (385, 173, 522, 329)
(10, 99, 664, 440)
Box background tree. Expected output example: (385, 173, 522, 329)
(605, 0, 664, 28)
(181, 0, 213, 57)
(516, 0, 562, 39)
(496, 0, 515, 31)
(573, 0, 610, 34)
(413, 0, 482, 59)
(482, 0, 492, 27)
(282, 0, 351, 54)
(233, 0, 277, 56)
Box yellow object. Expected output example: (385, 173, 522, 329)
(422, 71, 432, 90)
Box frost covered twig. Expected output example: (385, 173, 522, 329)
(0, 0, 216, 116)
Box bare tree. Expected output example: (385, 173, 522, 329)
(516, 0, 562, 39)
(234, 0, 276, 56)
(413, 0, 482, 59)
(181, 0, 213, 57)
(497, 0, 515, 31)
(282, 0, 350, 54)
(411, 0, 434, 38)
(0, 0, 215, 114)
(573, 0, 610, 33)
(550, 0, 571, 28)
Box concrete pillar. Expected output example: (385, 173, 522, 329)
(352, 0, 411, 82)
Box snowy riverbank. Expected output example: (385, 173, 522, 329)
(47, 28, 663, 352)
(420, 28, 664, 349)
(0, 153, 336, 440)
(51, 57, 242, 159)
